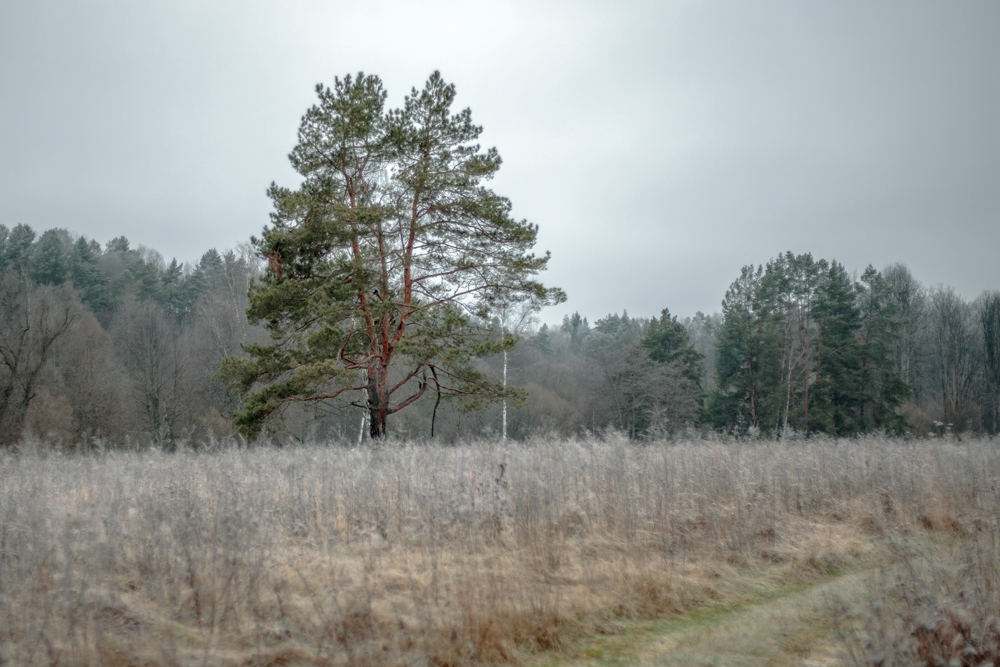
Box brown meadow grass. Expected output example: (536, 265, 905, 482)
(1, 434, 997, 666)
(837, 512, 1000, 666)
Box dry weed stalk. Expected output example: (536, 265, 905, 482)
(1, 435, 998, 665)
(841, 521, 1000, 666)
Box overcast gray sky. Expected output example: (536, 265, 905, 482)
(1, 1, 998, 323)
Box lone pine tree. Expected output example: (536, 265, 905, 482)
(221, 72, 564, 439)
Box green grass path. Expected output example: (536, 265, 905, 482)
(537, 569, 874, 667)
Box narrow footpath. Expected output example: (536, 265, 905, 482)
(539, 568, 875, 667)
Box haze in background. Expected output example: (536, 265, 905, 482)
(1, 1, 998, 322)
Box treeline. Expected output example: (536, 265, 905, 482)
(0, 227, 996, 445)
(0, 224, 259, 447)
(490, 252, 999, 439)
(707, 254, 1000, 437)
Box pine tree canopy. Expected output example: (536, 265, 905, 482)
(642, 307, 704, 382)
(221, 71, 565, 439)
(708, 253, 910, 437)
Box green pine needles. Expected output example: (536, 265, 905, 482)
(220, 72, 565, 440)
(709, 252, 910, 437)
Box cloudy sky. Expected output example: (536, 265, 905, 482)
(1, 1, 998, 323)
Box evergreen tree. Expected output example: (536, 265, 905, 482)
(810, 261, 862, 435)
(159, 258, 189, 321)
(195, 249, 226, 292)
(29, 228, 72, 286)
(123, 259, 162, 303)
(758, 252, 825, 433)
(105, 236, 131, 254)
(221, 72, 563, 439)
(710, 265, 781, 433)
(220, 250, 252, 302)
(532, 323, 552, 355)
(561, 312, 590, 352)
(0, 226, 9, 272)
(69, 236, 106, 309)
(103, 235, 142, 306)
(588, 343, 698, 438)
(711, 255, 912, 436)
(3, 224, 36, 275)
(587, 311, 641, 357)
(855, 266, 909, 432)
(642, 307, 703, 383)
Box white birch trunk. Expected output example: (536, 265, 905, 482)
(502, 348, 508, 440)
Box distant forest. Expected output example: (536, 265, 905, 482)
(0, 223, 996, 446)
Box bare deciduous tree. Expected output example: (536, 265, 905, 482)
(587, 344, 700, 439)
(884, 263, 927, 398)
(0, 276, 80, 444)
(114, 299, 195, 447)
(979, 292, 1000, 433)
(927, 287, 981, 429)
(57, 312, 130, 442)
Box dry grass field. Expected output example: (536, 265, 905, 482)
(1, 434, 998, 666)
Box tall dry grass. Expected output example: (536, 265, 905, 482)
(1, 434, 998, 666)
(838, 509, 1000, 666)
